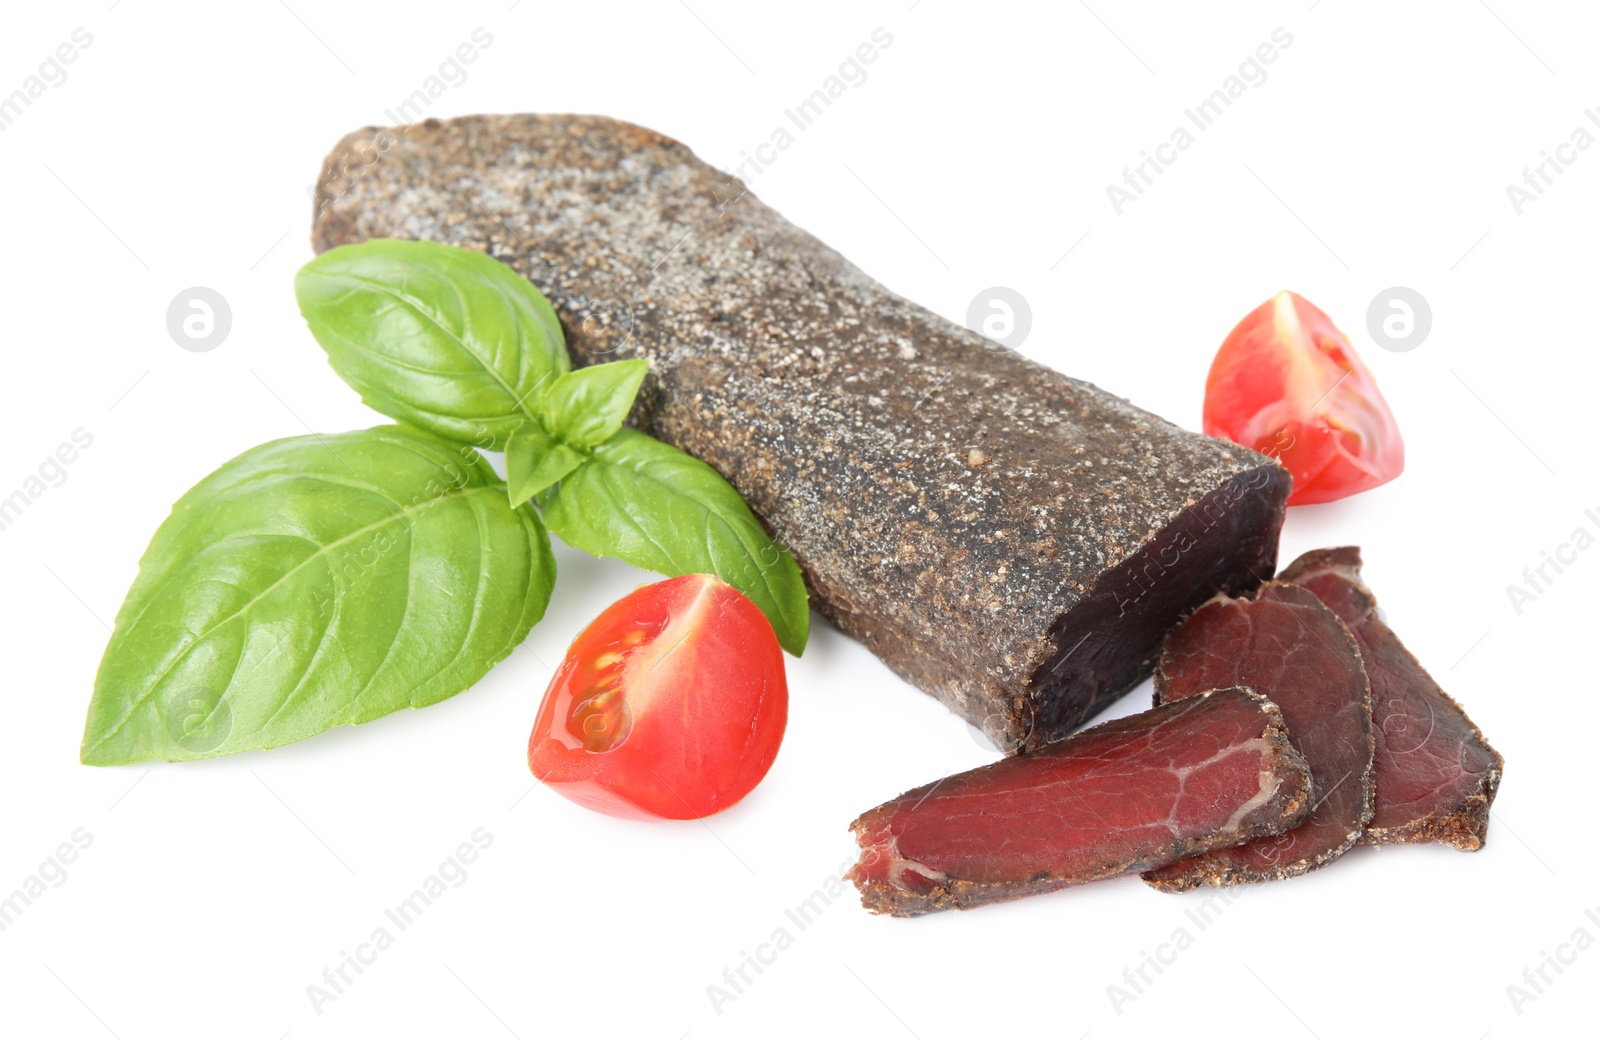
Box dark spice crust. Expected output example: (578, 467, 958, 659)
(311, 113, 1288, 750)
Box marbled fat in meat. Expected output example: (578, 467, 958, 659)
(848, 687, 1312, 916)
(1144, 583, 1374, 891)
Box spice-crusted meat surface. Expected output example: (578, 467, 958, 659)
(847, 687, 1312, 916)
(1144, 583, 1375, 891)
(1279, 547, 1502, 849)
(311, 113, 1289, 750)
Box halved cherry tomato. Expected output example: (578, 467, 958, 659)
(528, 574, 787, 820)
(1204, 291, 1405, 506)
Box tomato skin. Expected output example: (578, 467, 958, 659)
(1204, 291, 1405, 506)
(528, 574, 787, 820)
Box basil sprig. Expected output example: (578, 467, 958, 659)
(80, 239, 809, 765)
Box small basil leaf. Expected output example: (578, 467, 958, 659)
(81, 425, 555, 765)
(539, 359, 650, 450)
(506, 421, 586, 506)
(295, 239, 569, 450)
(537, 428, 810, 655)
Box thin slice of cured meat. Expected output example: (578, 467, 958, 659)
(1279, 547, 1502, 849)
(1143, 583, 1374, 891)
(847, 687, 1313, 916)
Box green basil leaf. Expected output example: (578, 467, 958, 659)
(537, 428, 809, 655)
(295, 239, 568, 450)
(539, 359, 649, 450)
(505, 421, 586, 506)
(81, 425, 554, 765)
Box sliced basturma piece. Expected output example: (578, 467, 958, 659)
(846, 687, 1313, 916)
(1279, 547, 1503, 849)
(311, 114, 1290, 751)
(1143, 583, 1374, 891)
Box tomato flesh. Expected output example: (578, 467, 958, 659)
(528, 574, 788, 820)
(1203, 291, 1405, 506)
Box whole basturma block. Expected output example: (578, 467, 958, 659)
(1143, 583, 1375, 891)
(1279, 547, 1503, 849)
(846, 687, 1313, 916)
(311, 114, 1289, 751)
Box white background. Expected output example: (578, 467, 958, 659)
(2, 1, 1595, 1037)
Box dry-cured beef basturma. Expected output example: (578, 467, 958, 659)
(847, 687, 1313, 916)
(1279, 547, 1503, 850)
(311, 114, 1290, 751)
(1143, 583, 1374, 891)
